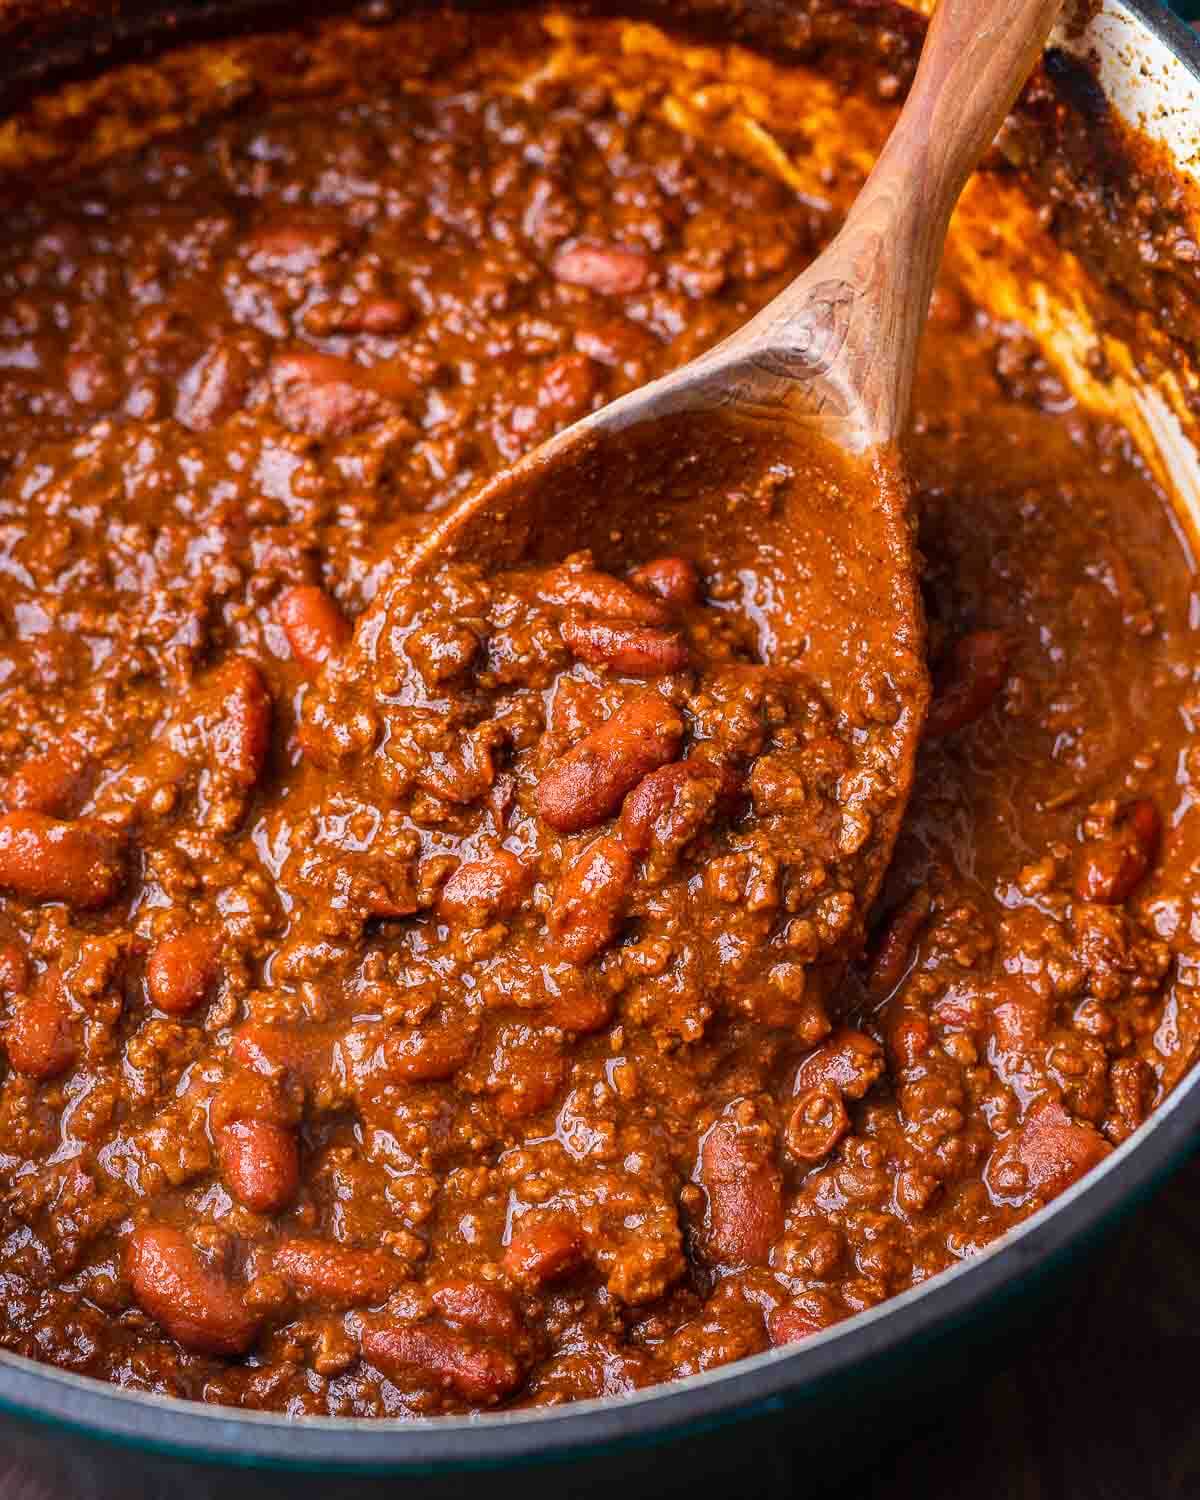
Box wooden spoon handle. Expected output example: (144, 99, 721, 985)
(724, 0, 1062, 447)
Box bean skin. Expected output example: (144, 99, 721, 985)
(270, 350, 410, 438)
(699, 1116, 783, 1268)
(1074, 799, 1160, 905)
(503, 1215, 584, 1287)
(783, 1085, 849, 1164)
(865, 889, 931, 999)
(146, 926, 221, 1015)
(2, 746, 93, 818)
(217, 1120, 299, 1214)
(537, 694, 683, 834)
(361, 1321, 522, 1403)
(618, 758, 724, 858)
(925, 629, 1008, 737)
(628, 556, 701, 607)
(437, 849, 529, 925)
(548, 834, 634, 965)
(551, 241, 651, 296)
(6, 967, 75, 1080)
(560, 617, 689, 677)
(126, 1225, 259, 1356)
(380, 1018, 479, 1083)
(273, 1238, 409, 1308)
(0, 812, 125, 909)
(768, 1293, 841, 1346)
(431, 1279, 519, 1340)
(532, 564, 670, 625)
(983, 1099, 1112, 1209)
(795, 1029, 885, 1100)
(275, 585, 352, 675)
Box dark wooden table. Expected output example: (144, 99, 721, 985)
(861, 1150, 1200, 1500)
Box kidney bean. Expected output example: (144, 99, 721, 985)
(1074, 799, 1160, 905)
(618, 759, 723, 859)
(551, 241, 651, 296)
(362, 1320, 522, 1403)
(925, 629, 1008, 738)
(784, 1085, 850, 1164)
(194, 657, 272, 790)
(273, 1238, 409, 1307)
(146, 926, 221, 1015)
(126, 1225, 259, 1356)
(795, 1029, 885, 1101)
(245, 217, 344, 275)
(275, 585, 352, 675)
(768, 1293, 841, 1346)
(0, 812, 125, 909)
(533, 565, 670, 625)
(865, 889, 931, 999)
(175, 341, 253, 431)
(0, 939, 29, 997)
(380, 1017, 480, 1083)
(6, 967, 75, 1080)
(217, 1119, 299, 1214)
(431, 1279, 519, 1339)
(2, 746, 93, 818)
(536, 351, 599, 423)
(437, 849, 529, 926)
(537, 694, 683, 834)
(503, 1214, 584, 1287)
(270, 351, 409, 438)
(988, 980, 1051, 1054)
(560, 617, 689, 677)
(340, 297, 412, 335)
(628, 556, 702, 607)
(229, 1021, 330, 1084)
(543, 979, 615, 1033)
(548, 834, 635, 965)
(983, 1099, 1112, 1209)
(699, 1117, 783, 1268)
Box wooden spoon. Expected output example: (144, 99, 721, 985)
(389, 0, 1061, 970)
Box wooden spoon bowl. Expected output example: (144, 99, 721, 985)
(389, 0, 1062, 949)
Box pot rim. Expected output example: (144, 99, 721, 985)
(0, 0, 1196, 1474)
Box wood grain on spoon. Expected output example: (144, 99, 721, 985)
(394, 0, 1062, 927)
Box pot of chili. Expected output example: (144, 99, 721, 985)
(0, 0, 1194, 1495)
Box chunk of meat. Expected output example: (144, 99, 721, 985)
(537, 695, 684, 834)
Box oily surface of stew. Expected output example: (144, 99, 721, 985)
(0, 10, 1196, 1416)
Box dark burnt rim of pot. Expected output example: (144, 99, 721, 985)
(0, 0, 1193, 1475)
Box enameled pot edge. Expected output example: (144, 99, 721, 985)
(0, 0, 1194, 1477)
